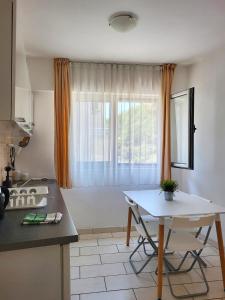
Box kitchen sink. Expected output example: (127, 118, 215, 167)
(6, 186, 48, 210)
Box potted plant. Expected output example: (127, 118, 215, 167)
(160, 179, 178, 201)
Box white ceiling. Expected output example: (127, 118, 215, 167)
(19, 0, 225, 64)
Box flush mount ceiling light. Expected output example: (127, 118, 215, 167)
(109, 13, 137, 32)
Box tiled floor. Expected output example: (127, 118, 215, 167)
(70, 232, 225, 300)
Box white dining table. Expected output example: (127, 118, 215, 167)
(123, 189, 225, 300)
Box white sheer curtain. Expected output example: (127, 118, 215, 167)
(70, 63, 161, 187)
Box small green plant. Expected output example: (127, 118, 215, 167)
(160, 179, 178, 193)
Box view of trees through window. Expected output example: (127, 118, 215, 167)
(77, 99, 158, 165)
(117, 101, 158, 164)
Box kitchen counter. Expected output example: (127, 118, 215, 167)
(0, 179, 78, 252)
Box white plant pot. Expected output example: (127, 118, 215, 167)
(164, 191, 174, 201)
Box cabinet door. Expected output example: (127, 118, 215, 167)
(0, 0, 14, 120)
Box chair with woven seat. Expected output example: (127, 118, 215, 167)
(164, 214, 216, 298)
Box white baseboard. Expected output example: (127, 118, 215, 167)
(78, 226, 136, 235)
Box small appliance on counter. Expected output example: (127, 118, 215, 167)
(2, 137, 31, 188)
(2, 165, 12, 188)
(0, 186, 9, 219)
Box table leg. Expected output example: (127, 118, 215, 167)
(157, 219, 164, 300)
(215, 214, 225, 290)
(126, 207, 132, 246)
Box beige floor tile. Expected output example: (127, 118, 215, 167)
(139, 251, 156, 260)
(71, 266, 80, 279)
(112, 232, 127, 237)
(130, 231, 140, 237)
(69, 232, 224, 300)
(80, 245, 118, 256)
(134, 285, 190, 300)
(71, 255, 101, 267)
(80, 289, 136, 300)
(165, 252, 182, 258)
(105, 273, 155, 291)
(185, 280, 224, 299)
(93, 227, 124, 233)
(98, 237, 135, 246)
(201, 247, 219, 256)
(101, 251, 142, 264)
(138, 251, 182, 264)
(128, 255, 196, 275)
(195, 266, 222, 282)
(71, 240, 98, 248)
(70, 242, 79, 248)
(117, 243, 139, 253)
(111, 231, 139, 238)
(70, 247, 80, 257)
(124, 258, 157, 274)
(166, 256, 205, 270)
(117, 242, 154, 253)
(71, 277, 106, 294)
(79, 233, 112, 240)
(204, 255, 221, 267)
(78, 229, 93, 235)
(80, 263, 126, 278)
(207, 239, 218, 248)
(152, 269, 203, 285)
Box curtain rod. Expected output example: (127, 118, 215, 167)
(69, 60, 163, 67)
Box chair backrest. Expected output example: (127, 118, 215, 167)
(125, 196, 141, 223)
(125, 196, 157, 248)
(170, 214, 216, 230)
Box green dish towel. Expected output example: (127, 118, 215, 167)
(22, 212, 63, 225)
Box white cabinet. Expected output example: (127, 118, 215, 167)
(0, 244, 71, 300)
(0, 0, 15, 121)
(0, 0, 33, 135)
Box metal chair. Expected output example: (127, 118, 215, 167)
(164, 214, 216, 298)
(125, 196, 159, 274)
(179, 194, 213, 269)
(191, 194, 213, 239)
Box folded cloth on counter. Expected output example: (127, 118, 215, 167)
(22, 212, 63, 225)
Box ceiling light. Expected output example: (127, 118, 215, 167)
(109, 13, 137, 32)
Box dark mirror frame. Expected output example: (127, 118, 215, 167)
(171, 87, 195, 170)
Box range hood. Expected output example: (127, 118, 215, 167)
(0, 120, 32, 138)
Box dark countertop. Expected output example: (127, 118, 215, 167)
(0, 179, 78, 252)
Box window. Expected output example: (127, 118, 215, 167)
(70, 63, 161, 186)
(117, 101, 158, 165)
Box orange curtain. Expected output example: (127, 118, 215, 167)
(161, 64, 176, 182)
(54, 58, 71, 188)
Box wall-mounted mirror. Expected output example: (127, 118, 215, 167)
(171, 87, 195, 169)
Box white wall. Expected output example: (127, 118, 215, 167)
(27, 57, 53, 91)
(172, 65, 189, 93)
(61, 184, 158, 230)
(172, 46, 225, 240)
(16, 91, 55, 179)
